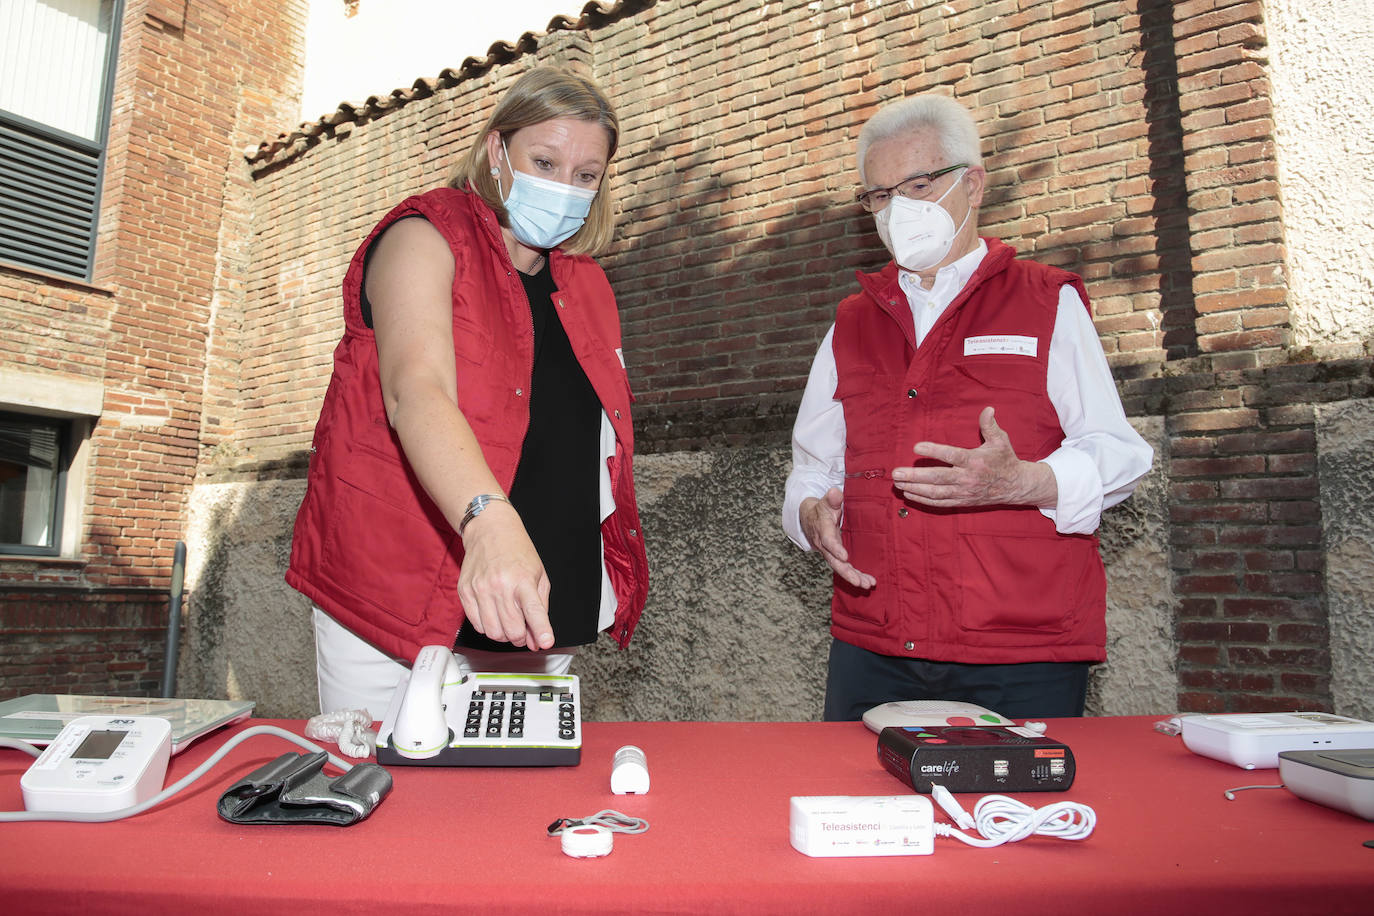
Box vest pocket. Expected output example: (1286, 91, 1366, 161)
(322, 445, 452, 627)
(453, 321, 492, 366)
(833, 364, 876, 399)
(951, 355, 1044, 391)
(836, 366, 905, 457)
(953, 528, 1095, 635)
(837, 496, 891, 626)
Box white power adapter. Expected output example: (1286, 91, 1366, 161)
(789, 795, 934, 857)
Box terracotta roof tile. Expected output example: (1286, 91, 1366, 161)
(245, 0, 647, 168)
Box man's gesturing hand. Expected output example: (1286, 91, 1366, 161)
(892, 406, 1057, 509)
(799, 487, 877, 590)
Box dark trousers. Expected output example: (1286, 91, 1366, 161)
(823, 638, 1091, 722)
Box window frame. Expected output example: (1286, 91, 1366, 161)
(0, 409, 71, 557)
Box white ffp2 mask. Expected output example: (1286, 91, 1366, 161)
(874, 168, 971, 271)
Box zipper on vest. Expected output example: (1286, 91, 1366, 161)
(845, 469, 888, 479)
(520, 275, 535, 416)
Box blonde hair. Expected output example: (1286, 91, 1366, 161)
(450, 67, 620, 256)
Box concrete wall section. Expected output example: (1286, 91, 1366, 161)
(182, 480, 315, 717)
(1265, 0, 1374, 353)
(1089, 417, 1176, 716)
(184, 432, 1174, 722)
(1315, 399, 1374, 720)
(575, 447, 833, 721)
(579, 424, 1175, 722)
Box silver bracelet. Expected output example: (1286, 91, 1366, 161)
(458, 493, 512, 539)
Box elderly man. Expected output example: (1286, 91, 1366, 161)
(783, 93, 1153, 721)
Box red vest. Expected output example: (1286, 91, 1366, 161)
(286, 187, 649, 662)
(830, 238, 1106, 664)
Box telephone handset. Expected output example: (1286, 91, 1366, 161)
(375, 645, 582, 767)
(382, 645, 458, 759)
(862, 700, 1015, 734)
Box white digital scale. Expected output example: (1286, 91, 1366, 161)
(1180, 712, 1374, 770)
(1278, 748, 1374, 820)
(20, 715, 172, 814)
(375, 646, 581, 767)
(0, 694, 253, 754)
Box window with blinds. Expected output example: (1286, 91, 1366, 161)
(0, 0, 123, 280)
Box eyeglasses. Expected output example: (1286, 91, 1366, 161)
(855, 164, 968, 212)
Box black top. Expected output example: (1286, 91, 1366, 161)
(362, 223, 604, 650)
(457, 258, 603, 650)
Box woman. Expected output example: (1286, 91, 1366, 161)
(286, 68, 649, 719)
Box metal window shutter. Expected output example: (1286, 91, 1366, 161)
(0, 118, 102, 280)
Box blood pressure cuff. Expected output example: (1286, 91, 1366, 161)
(217, 751, 392, 826)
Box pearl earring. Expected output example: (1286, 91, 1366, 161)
(490, 166, 500, 178)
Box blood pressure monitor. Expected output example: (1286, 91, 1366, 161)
(20, 715, 172, 814)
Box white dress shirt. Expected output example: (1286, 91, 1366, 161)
(782, 241, 1153, 550)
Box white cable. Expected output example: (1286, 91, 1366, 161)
(0, 725, 352, 823)
(1224, 784, 1284, 800)
(930, 783, 975, 830)
(0, 738, 43, 759)
(547, 809, 649, 836)
(933, 794, 1096, 848)
(304, 709, 376, 759)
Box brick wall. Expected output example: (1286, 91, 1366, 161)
(233, 0, 1185, 455)
(1160, 0, 1350, 712)
(0, 0, 307, 700)
(0, 590, 168, 697)
(598, 0, 1183, 452)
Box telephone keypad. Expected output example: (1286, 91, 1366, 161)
(465, 686, 578, 741)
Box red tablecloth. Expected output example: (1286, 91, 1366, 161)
(2, 716, 1371, 914)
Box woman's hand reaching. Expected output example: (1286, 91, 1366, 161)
(456, 500, 555, 650)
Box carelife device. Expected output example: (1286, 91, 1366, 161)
(20, 715, 172, 814)
(878, 724, 1075, 793)
(1180, 712, 1374, 770)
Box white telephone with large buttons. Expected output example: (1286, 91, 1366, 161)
(374, 646, 582, 767)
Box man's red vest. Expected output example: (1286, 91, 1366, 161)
(286, 187, 649, 663)
(830, 238, 1106, 664)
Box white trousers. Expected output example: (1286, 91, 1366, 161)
(311, 607, 575, 721)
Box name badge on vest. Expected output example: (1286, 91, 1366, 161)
(963, 335, 1038, 358)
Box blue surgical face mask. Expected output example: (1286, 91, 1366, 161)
(499, 139, 598, 250)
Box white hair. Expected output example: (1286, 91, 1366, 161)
(856, 93, 983, 184)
